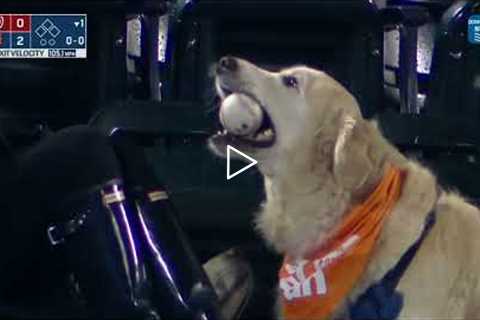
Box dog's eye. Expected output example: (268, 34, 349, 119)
(282, 75, 298, 89)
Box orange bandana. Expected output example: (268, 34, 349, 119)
(279, 165, 405, 320)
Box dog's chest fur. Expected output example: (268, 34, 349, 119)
(257, 173, 351, 259)
(261, 161, 480, 319)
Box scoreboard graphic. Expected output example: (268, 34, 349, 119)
(0, 14, 87, 59)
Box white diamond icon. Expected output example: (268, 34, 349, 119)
(49, 25, 61, 38)
(226, 145, 258, 180)
(43, 19, 54, 29)
(35, 26, 47, 38)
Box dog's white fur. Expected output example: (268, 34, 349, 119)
(210, 58, 480, 319)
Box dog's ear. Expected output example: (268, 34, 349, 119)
(332, 114, 373, 191)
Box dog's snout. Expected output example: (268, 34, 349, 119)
(217, 56, 238, 74)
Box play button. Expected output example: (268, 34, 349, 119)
(226, 145, 258, 180)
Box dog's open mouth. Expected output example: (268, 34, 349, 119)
(214, 85, 276, 149)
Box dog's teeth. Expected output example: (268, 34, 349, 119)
(249, 128, 274, 142)
(256, 132, 268, 141)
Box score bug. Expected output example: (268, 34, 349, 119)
(0, 14, 87, 59)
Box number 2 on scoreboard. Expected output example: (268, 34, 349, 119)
(12, 33, 28, 48)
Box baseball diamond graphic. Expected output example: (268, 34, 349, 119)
(34, 18, 61, 45)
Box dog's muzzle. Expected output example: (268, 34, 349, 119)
(211, 57, 276, 150)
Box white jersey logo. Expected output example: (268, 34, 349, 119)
(280, 260, 327, 301)
(279, 235, 359, 301)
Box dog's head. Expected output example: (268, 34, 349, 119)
(209, 56, 376, 190)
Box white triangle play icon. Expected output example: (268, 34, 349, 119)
(227, 145, 258, 180)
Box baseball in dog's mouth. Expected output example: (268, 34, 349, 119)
(213, 85, 276, 149)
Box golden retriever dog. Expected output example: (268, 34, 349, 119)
(209, 56, 480, 319)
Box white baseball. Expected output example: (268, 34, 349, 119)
(219, 93, 263, 136)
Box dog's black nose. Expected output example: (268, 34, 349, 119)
(217, 56, 238, 73)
